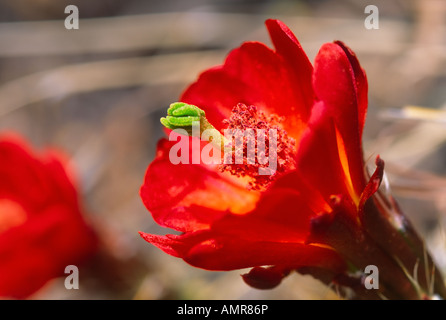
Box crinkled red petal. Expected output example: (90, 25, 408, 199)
(359, 156, 385, 210)
(140, 229, 344, 272)
(295, 102, 353, 205)
(312, 42, 367, 195)
(265, 19, 314, 115)
(139, 185, 346, 272)
(140, 139, 259, 232)
(181, 19, 315, 139)
(185, 236, 343, 271)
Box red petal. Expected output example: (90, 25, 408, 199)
(140, 186, 346, 272)
(334, 41, 368, 136)
(180, 68, 245, 131)
(40, 150, 79, 205)
(185, 235, 344, 272)
(0, 135, 97, 299)
(359, 156, 384, 210)
(295, 102, 354, 205)
(140, 139, 260, 232)
(312, 42, 367, 196)
(139, 230, 341, 272)
(0, 136, 78, 210)
(181, 20, 314, 139)
(0, 205, 97, 299)
(270, 169, 331, 215)
(265, 19, 314, 115)
(210, 188, 316, 242)
(0, 137, 49, 208)
(138, 231, 206, 258)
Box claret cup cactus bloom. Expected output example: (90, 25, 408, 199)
(0, 134, 97, 299)
(139, 19, 446, 299)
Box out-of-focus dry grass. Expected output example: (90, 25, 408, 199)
(0, 0, 445, 300)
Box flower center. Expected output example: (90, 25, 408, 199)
(0, 199, 27, 234)
(219, 103, 296, 190)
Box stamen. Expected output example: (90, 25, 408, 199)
(219, 103, 296, 190)
(159, 102, 296, 190)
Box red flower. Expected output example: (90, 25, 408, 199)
(0, 134, 97, 299)
(139, 20, 445, 298)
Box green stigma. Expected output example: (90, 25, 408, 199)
(160, 102, 206, 131)
(160, 102, 227, 149)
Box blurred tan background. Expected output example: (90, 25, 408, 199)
(0, 0, 445, 299)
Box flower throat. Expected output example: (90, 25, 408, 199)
(220, 103, 296, 190)
(160, 102, 296, 190)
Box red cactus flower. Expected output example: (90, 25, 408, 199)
(0, 133, 98, 299)
(139, 19, 446, 299)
